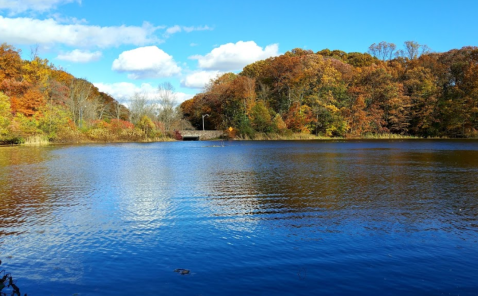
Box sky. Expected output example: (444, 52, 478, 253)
(1, 0, 477, 105)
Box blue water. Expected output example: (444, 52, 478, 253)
(1, 140, 478, 295)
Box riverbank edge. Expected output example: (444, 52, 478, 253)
(2, 132, 466, 147)
(0, 136, 176, 147)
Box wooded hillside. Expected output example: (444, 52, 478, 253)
(0, 43, 177, 144)
(182, 42, 478, 138)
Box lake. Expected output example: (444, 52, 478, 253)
(1, 140, 478, 295)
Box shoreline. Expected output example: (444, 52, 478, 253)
(2, 134, 475, 147)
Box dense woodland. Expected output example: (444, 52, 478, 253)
(182, 41, 478, 138)
(1, 41, 478, 144)
(0, 43, 186, 144)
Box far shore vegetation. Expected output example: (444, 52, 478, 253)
(1, 41, 478, 146)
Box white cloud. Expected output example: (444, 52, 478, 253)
(181, 71, 223, 89)
(51, 13, 87, 25)
(190, 41, 279, 71)
(0, 16, 160, 48)
(0, 0, 79, 14)
(112, 46, 181, 79)
(94, 82, 193, 105)
(175, 92, 194, 104)
(164, 25, 213, 36)
(182, 25, 212, 33)
(57, 49, 102, 63)
(94, 82, 157, 103)
(165, 25, 181, 35)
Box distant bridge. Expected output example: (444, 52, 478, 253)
(179, 130, 225, 141)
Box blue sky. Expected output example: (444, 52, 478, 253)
(1, 0, 477, 105)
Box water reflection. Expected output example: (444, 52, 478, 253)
(202, 143, 478, 240)
(1, 141, 478, 295)
(0, 147, 57, 237)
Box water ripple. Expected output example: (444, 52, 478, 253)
(1, 141, 478, 295)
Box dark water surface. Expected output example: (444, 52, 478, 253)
(1, 140, 478, 295)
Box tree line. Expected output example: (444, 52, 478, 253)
(2, 41, 477, 144)
(181, 41, 478, 138)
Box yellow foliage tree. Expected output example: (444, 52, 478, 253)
(0, 92, 12, 140)
(22, 57, 52, 91)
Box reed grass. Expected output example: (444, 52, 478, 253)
(233, 132, 451, 141)
(236, 132, 335, 140)
(358, 133, 449, 139)
(23, 135, 50, 146)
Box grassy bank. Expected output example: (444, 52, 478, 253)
(231, 132, 450, 141)
(1, 129, 176, 146)
(1, 131, 460, 146)
(235, 132, 333, 140)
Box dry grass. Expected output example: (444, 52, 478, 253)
(357, 133, 449, 140)
(23, 135, 50, 146)
(233, 132, 449, 141)
(236, 132, 335, 140)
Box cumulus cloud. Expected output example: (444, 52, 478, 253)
(112, 46, 181, 79)
(0, 16, 160, 48)
(0, 0, 79, 14)
(94, 82, 193, 105)
(57, 49, 102, 63)
(190, 41, 279, 71)
(181, 71, 223, 89)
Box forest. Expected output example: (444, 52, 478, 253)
(182, 41, 478, 139)
(0, 43, 185, 145)
(1, 41, 478, 144)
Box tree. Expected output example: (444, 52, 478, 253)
(12, 87, 45, 116)
(0, 43, 22, 81)
(67, 79, 93, 127)
(402, 66, 439, 136)
(272, 114, 287, 133)
(112, 101, 128, 121)
(346, 94, 369, 135)
(250, 101, 272, 132)
(129, 92, 156, 125)
(368, 41, 397, 61)
(157, 82, 179, 131)
(284, 103, 314, 133)
(0, 92, 12, 140)
(346, 52, 376, 67)
(21, 56, 52, 90)
(396, 41, 431, 60)
(137, 115, 155, 137)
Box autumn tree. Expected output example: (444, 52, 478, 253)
(250, 101, 272, 132)
(345, 94, 369, 136)
(0, 43, 22, 81)
(129, 92, 156, 125)
(0, 92, 12, 140)
(271, 113, 287, 133)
